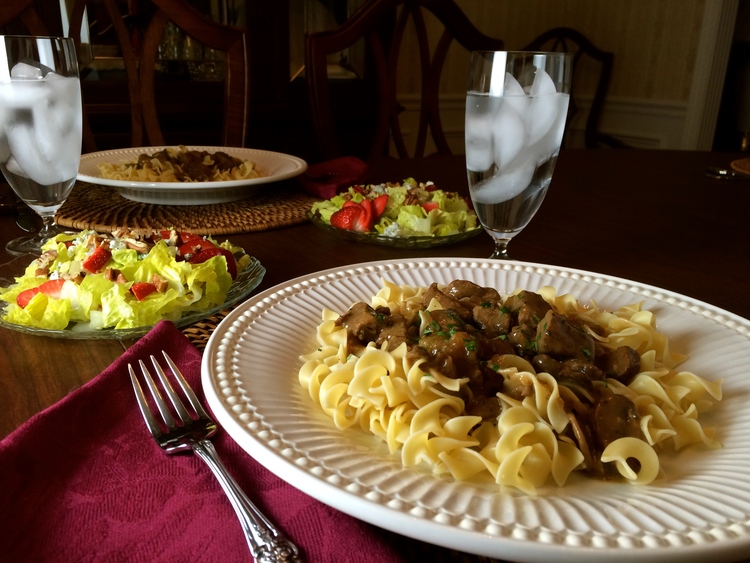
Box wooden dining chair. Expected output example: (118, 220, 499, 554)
(524, 27, 628, 149)
(134, 0, 249, 148)
(0, 2, 48, 35)
(305, 0, 505, 162)
(71, 0, 249, 147)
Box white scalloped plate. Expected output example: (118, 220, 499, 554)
(77, 146, 307, 205)
(201, 259, 750, 562)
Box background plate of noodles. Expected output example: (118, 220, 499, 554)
(201, 258, 750, 563)
(77, 146, 307, 205)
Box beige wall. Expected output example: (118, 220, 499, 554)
(456, 0, 706, 102)
(393, 0, 721, 151)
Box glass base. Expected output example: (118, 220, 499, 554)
(5, 234, 47, 256)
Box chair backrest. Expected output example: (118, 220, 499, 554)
(137, 0, 249, 147)
(3, 0, 249, 150)
(305, 0, 504, 162)
(523, 27, 624, 149)
(78, 0, 248, 148)
(0, 2, 49, 35)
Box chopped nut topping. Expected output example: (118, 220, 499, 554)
(150, 273, 170, 293)
(123, 239, 150, 253)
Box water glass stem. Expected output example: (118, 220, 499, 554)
(489, 239, 510, 260)
(38, 213, 60, 242)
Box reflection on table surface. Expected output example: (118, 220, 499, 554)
(1, 148, 749, 562)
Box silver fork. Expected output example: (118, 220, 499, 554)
(129, 351, 303, 562)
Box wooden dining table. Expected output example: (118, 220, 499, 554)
(1, 147, 749, 560)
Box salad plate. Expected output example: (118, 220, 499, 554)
(0, 256, 265, 340)
(307, 212, 482, 248)
(77, 146, 308, 205)
(202, 258, 750, 562)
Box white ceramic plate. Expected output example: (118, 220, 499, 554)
(201, 258, 750, 562)
(77, 146, 307, 205)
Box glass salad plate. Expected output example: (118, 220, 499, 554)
(307, 212, 482, 248)
(0, 256, 265, 340)
(201, 258, 750, 563)
(77, 146, 307, 205)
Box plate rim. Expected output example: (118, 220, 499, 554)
(307, 211, 483, 248)
(77, 145, 308, 190)
(201, 257, 750, 562)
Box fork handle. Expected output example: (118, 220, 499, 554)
(191, 439, 303, 562)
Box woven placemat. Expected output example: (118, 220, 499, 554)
(731, 157, 750, 176)
(55, 182, 319, 235)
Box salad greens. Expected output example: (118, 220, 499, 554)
(0, 229, 251, 331)
(310, 178, 479, 237)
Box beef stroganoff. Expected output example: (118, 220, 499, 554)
(98, 145, 260, 183)
(299, 279, 722, 495)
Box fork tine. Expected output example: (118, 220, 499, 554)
(148, 355, 193, 425)
(128, 363, 163, 438)
(138, 359, 178, 429)
(161, 351, 211, 420)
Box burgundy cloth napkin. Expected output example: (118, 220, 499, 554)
(0, 320, 408, 562)
(297, 156, 369, 199)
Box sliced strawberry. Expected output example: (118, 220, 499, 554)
(16, 279, 66, 308)
(82, 245, 112, 273)
(371, 194, 388, 218)
(330, 205, 365, 232)
(342, 200, 359, 209)
(155, 229, 178, 244)
(178, 237, 215, 259)
(421, 201, 440, 213)
(179, 231, 203, 243)
(359, 198, 374, 229)
(188, 247, 237, 279)
(130, 282, 157, 301)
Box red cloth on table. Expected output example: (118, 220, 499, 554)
(0, 320, 406, 562)
(297, 156, 369, 199)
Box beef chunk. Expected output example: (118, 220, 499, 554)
(444, 280, 502, 308)
(423, 283, 474, 322)
(531, 354, 561, 376)
(596, 346, 641, 384)
(336, 302, 383, 348)
(507, 325, 534, 355)
(476, 335, 514, 359)
(472, 303, 511, 338)
(375, 312, 415, 351)
(504, 290, 552, 331)
(558, 359, 605, 382)
(593, 393, 642, 451)
(535, 310, 595, 360)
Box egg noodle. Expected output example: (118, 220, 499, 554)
(298, 279, 723, 495)
(97, 145, 260, 182)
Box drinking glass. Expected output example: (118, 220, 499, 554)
(465, 51, 571, 259)
(0, 35, 82, 256)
